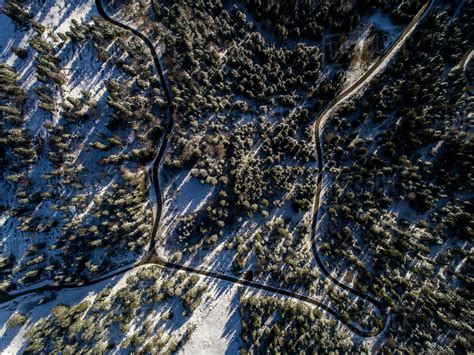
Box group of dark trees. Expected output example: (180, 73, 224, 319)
(239, 295, 366, 353)
(243, 0, 425, 43)
(24, 267, 206, 353)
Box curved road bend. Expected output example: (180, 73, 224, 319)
(310, 0, 433, 323)
(95, 0, 175, 255)
(1, 0, 432, 338)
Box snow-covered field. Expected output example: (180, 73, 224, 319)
(180, 281, 242, 355)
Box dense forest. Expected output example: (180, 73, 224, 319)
(0, 0, 471, 352)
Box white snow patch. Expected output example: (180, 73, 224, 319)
(180, 282, 242, 355)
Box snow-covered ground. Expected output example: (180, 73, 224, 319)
(180, 281, 242, 355)
(343, 11, 400, 87)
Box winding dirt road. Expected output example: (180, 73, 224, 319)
(0, 0, 432, 338)
(309, 0, 433, 328)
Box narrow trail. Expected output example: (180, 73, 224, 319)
(0, 0, 432, 338)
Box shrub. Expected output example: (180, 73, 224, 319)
(7, 313, 27, 329)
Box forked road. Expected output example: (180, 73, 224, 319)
(0, 0, 432, 338)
